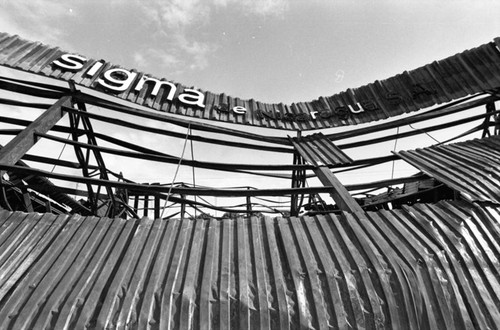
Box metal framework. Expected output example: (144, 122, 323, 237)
(2, 33, 500, 330)
(0, 74, 499, 219)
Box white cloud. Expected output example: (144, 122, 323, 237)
(214, 0, 289, 17)
(135, 0, 289, 73)
(135, 0, 215, 72)
(138, 0, 211, 30)
(0, 1, 74, 49)
(133, 49, 179, 70)
(175, 36, 213, 70)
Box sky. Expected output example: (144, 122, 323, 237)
(0, 0, 500, 216)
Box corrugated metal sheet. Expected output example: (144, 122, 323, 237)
(289, 132, 353, 166)
(1, 200, 500, 329)
(397, 135, 500, 203)
(1, 32, 500, 130)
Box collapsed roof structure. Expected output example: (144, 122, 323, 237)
(0, 32, 500, 329)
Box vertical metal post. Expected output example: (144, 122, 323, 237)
(290, 130, 302, 216)
(144, 194, 149, 217)
(482, 102, 496, 138)
(181, 194, 186, 220)
(246, 187, 252, 217)
(154, 195, 160, 219)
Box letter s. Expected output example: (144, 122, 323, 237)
(53, 54, 87, 71)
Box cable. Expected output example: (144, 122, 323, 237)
(160, 123, 190, 218)
(390, 126, 400, 180)
(408, 123, 441, 144)
(190, 126, 197, 219)
(51, 133, 71, 173)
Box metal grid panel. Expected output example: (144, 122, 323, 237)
(0, 200, 500, 328)
(397, 135, 500, 203)
(1, 32, 500, 130)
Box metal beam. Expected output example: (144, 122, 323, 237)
(0, 95, 71, 166)
(314, 166, 364, 213)
(289, 132, 362, 214)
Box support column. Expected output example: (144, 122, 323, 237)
(482, 102, 496, 138)
(246, 187, 252, 217)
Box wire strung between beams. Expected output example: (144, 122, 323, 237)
(51, 133, 71, 173)
(189, 126, 197, 219)
(160, 123, 190, 218)
(390, 126, 400, 180)
(408, 123, 441, 144)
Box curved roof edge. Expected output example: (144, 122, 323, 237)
(1, 32, 500, 130)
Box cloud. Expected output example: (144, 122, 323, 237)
(139, 0, 211, 30)
(135, 0, 289, 73)
(132, 37, 212, 74)
(135, 0, 214, 72)
(214, 0, 289, 17)
(0, 1, 75, 49)
(133, 49, 179, 70)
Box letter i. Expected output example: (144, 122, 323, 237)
(85, 61, 104, 77)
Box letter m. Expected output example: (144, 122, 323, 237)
(135, 76, 177, 100)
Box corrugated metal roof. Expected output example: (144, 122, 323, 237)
(397, 135, 500, 203)
(1, 32, 500, 130)
(289, 132, 353, 166)
(0, 200, 499, 329)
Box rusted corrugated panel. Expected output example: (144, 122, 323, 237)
(397, 135, 500, 203)
(1, 200, 500, 328)
(289, 132, 353, 166)
(1, 32, 500, 130)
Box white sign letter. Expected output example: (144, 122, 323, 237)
(135, 76, 177, 100)
(53, 54, 87, 71)
(178, 89, 205, 108)
(232, 106, 247, 114)
(98, 68, 137, 92)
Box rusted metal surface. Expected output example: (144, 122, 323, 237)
(397, 135, 500, 203)
(0, 200, 499, 329)
(289, 132, 353, 166)
(1, 32, 500, 130)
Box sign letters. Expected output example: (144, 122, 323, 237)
(53, 53, 438, 126)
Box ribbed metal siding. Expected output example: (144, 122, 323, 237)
(1, 32, 500, 130)
(0, 200, 500, 329)
(397, 135, 500, 203)
(289, 132, 353, 166)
